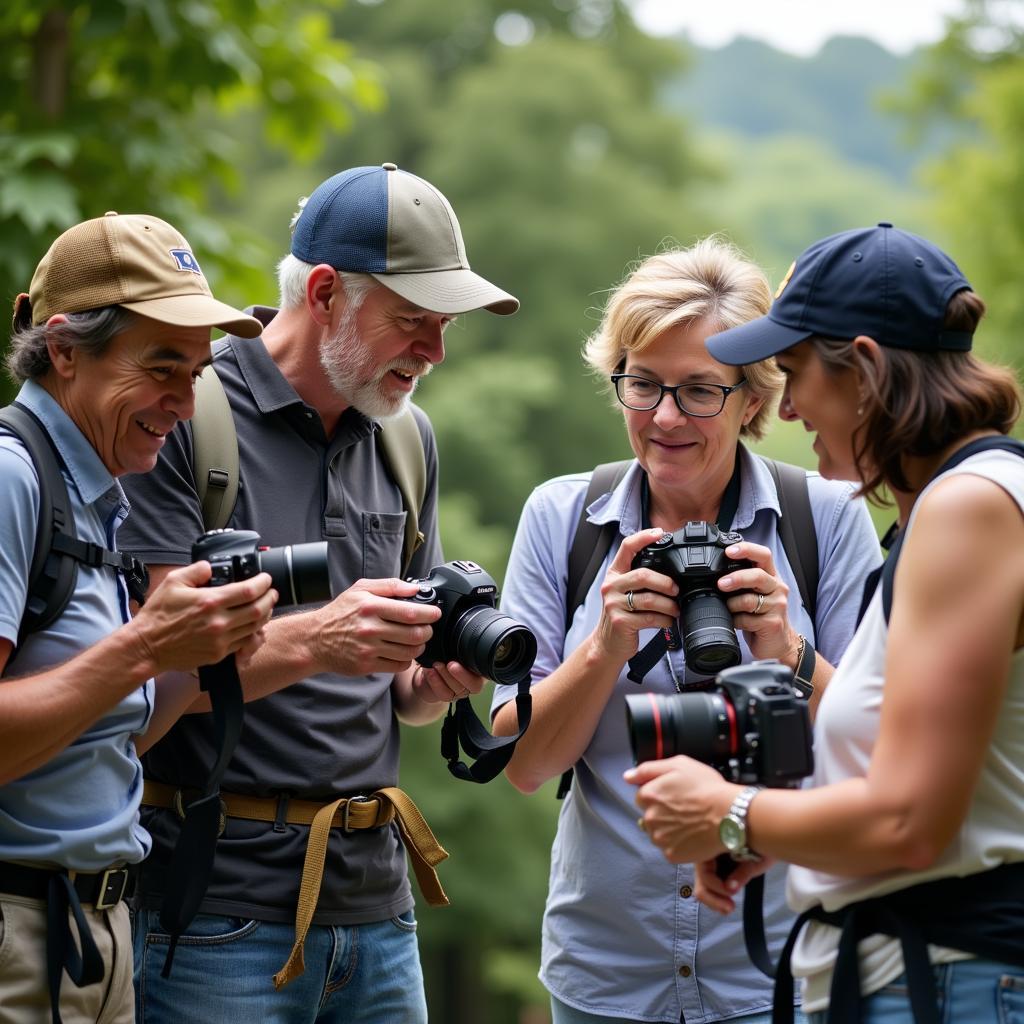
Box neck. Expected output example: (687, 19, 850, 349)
(646, 456, 739, 532)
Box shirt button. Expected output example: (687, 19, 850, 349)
(678, 965, 692, 978)
(680, 885, 693, 898)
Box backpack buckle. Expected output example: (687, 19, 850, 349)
(341, 795, 372, 833)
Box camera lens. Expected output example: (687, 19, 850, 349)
(624, 691, 737, 766)
(680, 589, 742, 674)
(451, 605, 537, 684)
(257, 541, 331, 607)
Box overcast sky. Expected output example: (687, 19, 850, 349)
(627, 0, 969, 55)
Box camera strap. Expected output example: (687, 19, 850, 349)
(440, 676, 532, 783)
(627, 455, 743, 684)
(157, 655, 244, 977)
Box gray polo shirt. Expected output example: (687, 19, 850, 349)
(118, 313, 443, 925)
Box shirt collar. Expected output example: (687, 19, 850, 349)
(15, 379, 120, 507)
(585, 444, 785, 536)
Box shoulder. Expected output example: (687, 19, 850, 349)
(0, 433, 42, 505)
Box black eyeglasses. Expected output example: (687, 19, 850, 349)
(610, 374, 748, 418)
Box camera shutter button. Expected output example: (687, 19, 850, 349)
(413, 586, 437, 602)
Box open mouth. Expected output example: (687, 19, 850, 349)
(137, 420, 167, 438)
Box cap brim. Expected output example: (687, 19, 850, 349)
(370, 268, 519, 316)
(120, 294, 263, 338)
(706, 315, 812, 366)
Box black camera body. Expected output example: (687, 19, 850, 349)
(403, 560, 537, 685)
(625, 660, 813, 787)
(632, 521, 753, 676)
(192, 529, 332, 608)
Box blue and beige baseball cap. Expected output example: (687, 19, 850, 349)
(707, 222, 974, 365)
(291, 163, 519, 316)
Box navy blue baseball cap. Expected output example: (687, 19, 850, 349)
(706, 222, 974, 365)
(290, 163, 519, 316)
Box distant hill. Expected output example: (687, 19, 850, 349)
(664, 34, 949, 182)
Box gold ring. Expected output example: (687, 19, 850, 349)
(754, 593, 766, 615)
(626, 590, 636, 613)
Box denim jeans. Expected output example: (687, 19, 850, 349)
(133, 908, 427, 1024)
(550, 994, 808, 1023)
(805, 958, 1024, 1024)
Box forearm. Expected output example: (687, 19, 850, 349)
(0, 622, 157, 785)
(494, 633, 625, 793)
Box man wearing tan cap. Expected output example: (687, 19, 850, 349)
(0, 212, 279, 1024)
(118, 165, 520, 1023)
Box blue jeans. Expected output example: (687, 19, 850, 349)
(806, 958, 1024, 1023)
(133, 908, 427, 1024)
(550, 995, 808, 1023)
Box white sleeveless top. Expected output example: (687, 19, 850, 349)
(786, 449, 1024, 1012)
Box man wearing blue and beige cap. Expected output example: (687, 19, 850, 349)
(118, 164, 520, 1023)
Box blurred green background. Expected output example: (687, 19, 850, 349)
(2, 1, 1022, 1020)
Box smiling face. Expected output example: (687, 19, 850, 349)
(320, 282, 452, 419)
(775, 340, 864, 481)
(53, 314, 212, 477)
(622, 320, 764, 517)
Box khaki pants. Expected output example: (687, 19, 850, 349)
(0, 894, 133, 1024)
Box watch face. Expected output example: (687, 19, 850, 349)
(719, 815, 744, 853)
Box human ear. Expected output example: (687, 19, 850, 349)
(44, 314, 76, 378)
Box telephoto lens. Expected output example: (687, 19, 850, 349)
(625, 690, 736, 766)
(257, 542, 331, 607)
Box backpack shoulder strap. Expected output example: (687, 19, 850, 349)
(192, 367, 240, 531)
(379, 409, 427, 577)
(0, 403, 79, 648)
(762, 457, 819, 631)
(565, 460, 632, 632)
(881, 436, 1024, 624)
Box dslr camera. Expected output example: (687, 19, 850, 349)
(632, 521, 753, 676)
(625, 660, 813, 787)
(403, 560, 537, 685)
(193, 528, 332, 608)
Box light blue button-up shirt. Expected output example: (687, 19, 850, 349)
(492, 447, 881, 1023)
(0, 380, 153, 870)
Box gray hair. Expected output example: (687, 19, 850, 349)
(6, 306, 138, 383)
(275, 254, 377, 315)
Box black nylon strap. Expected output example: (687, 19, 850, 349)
(158, 654, 244, 976)
(45, 873, 105, 1024)
(441, 679, 532, 783)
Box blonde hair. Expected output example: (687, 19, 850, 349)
(583, 238, 781, 439)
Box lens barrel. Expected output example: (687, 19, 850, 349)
(258, 542, 331, 607)
(625, 690, 736, 766)
(451, 605, 538, 684)
(681, 590, 742, 675)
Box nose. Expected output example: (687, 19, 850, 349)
(651, 390, 688, 428)
(163, 373, 196, 422)
(412, 319, 446, 365)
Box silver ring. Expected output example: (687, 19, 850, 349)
(626, 590, 636, 613)
(754, 593, 766, 615)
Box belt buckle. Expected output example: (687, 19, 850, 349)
(341, 795, 372, 833)
(95, 867, 128, 910)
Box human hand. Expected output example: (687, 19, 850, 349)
(694, 854, 773, 915)
(410, 661, 488, 705)
(716, 541, 799, 664)
(592, 528, 679, 662)
(625, 755, 737, 864)
(310, 577, 442, 677)
(132, 561, 277, 674)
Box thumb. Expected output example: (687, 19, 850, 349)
(354, 576, 421, 598)
(624, 757, 679, 786)
(172, 560, 214, 587)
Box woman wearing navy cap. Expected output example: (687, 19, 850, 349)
(628, 224, 1024, 1024)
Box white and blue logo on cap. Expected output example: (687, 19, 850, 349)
(170, 248, 203, 275)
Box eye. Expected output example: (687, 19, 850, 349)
(149, 366, 173, 379)
(684, 385, 720, 400)
(627, 378, 659, 395)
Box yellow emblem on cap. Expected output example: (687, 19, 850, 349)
(774, 261, 796, 299)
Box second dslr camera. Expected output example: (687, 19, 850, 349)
(632, 521, 753, 676)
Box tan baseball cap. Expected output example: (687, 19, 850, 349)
(19, 212, 262, 337)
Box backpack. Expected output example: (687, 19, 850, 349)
(0, 402, 148, 660)
(557, 451, 820, 798)
(191, 365, 426, 575)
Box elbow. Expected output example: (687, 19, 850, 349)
(884, 813, 951, 873)
(503, 759, 544, 795)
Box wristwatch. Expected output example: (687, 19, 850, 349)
(718, 785, 764, 862)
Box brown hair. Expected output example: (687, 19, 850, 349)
(813, 290, 1021, 503)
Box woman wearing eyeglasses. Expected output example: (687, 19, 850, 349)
(491, 238, 881, 1024)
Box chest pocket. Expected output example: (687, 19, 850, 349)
(361, 511, 407, 578)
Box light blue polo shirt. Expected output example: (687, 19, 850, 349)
(491, 447, 881, 1023)
(0, 380, 153, 870)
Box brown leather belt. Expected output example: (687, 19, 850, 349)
(142, 780, 449, 989)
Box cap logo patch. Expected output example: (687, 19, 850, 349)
(170, 248, 202, 275)
(774, 261, 796, 299)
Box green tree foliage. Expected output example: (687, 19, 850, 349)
(0, 0, 382, 401)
